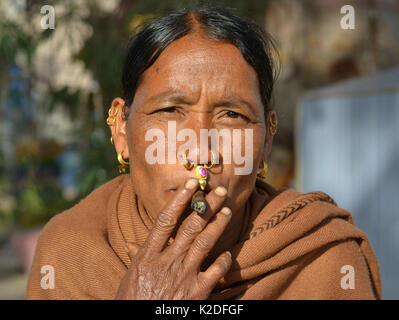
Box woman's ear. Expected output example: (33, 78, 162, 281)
(261, 110, 276, 164)
(108, 97, 129, 160)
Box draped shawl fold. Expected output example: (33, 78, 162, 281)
(26, 174, 382, 299)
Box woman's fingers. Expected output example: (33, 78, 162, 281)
(184, 207, 232, 268)
(170, 186, 228, 252)
(197, 251, 232, 289)
(144, 178, 199, 252)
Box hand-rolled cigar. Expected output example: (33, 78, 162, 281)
(191, 190, 207, 214)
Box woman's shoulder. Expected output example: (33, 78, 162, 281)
(252, 179, 341, 228)
(244, 182, 381, 299)
(27, 175, 129, 299)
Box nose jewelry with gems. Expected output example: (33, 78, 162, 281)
(182, 149, 216, 191)
(195, 165, 208, 191)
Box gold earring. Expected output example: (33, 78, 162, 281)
(117, 151, 129, 173)
(106, 107, 118, 126)
(110, 136, 114, 145)
(257, 161, 268, 178)
(269, 113, 278, 136)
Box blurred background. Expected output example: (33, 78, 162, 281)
(0, 0, 398, 299)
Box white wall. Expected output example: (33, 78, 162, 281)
(298, 92, 399, 299)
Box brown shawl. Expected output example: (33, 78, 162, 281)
(26, 174, 382, 299)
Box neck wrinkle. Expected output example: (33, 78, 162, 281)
(126, 178, 154, 246)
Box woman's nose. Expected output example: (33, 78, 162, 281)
(183, 112, 216, 166)
(187, 148, 215, 166)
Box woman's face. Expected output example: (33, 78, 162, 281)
(113, 33, 273, 226)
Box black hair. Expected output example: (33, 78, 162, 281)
(122, 5, 279, 119)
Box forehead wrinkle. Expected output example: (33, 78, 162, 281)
(148, 37, 249, 80)
(135, 35, 262, 115)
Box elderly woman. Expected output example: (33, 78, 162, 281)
(27, 6, 381, 300)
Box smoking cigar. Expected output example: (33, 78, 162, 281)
(191, 190, 207, 215)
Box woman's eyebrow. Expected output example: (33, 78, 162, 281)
(215, 96, 257, 116)
(144, 90, 258, 116)
(145, 90, 195, 105)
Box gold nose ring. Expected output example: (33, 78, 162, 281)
(181, 150, 216, 191)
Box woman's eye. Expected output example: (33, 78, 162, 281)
(226, 111, 240, 118)
(159, 106, 178, 113)
(225, 110, 249, 121)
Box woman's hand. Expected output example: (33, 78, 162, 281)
(115, 178, 233, 300)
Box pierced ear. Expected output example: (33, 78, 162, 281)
(262, 133, 273, 166)
(119, 115, 128, 135)
(258, 149, 267, 169)
(121, 103, 129, 121)
(118, 123, 130, 159)
(109, 98, 129, 159)
(263, 110, 276, 154)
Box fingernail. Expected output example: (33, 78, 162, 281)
(215, 186, 227, 197)
(185, 179, 198, 189)
(221, 207, 231, 216)
(225, 251, 232, 257)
